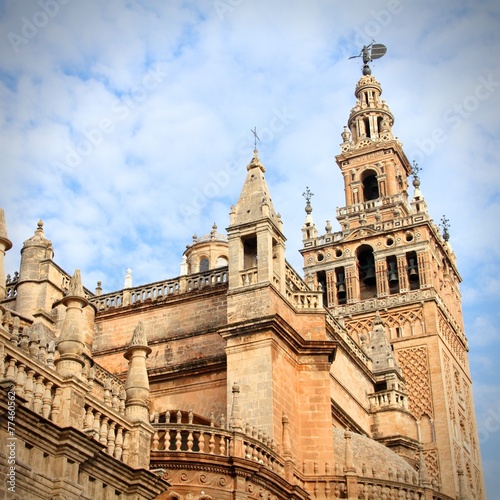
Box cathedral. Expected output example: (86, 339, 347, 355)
(0, 57, 485, 499)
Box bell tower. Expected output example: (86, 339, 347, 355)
(300, 67, 485, 498)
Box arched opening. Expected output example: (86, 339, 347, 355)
(357, 245, 376, 299)
(361, 169, 379, 201)
(316, 270, 327, 305)
(242, 235, 257, 269)
(199, 257, 209, 273)
(420, 414, 434, 443)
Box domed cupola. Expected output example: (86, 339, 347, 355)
(180, 223, 228, 275)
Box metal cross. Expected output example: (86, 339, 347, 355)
(251, 127, 260, 148)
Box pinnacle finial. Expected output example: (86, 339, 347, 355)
(67, 269, 85, 298)
(129, 321, 148, 349)
(440, 215, 450, 241)
(303, 187, 314, 214)
(0, 209, 12, 253)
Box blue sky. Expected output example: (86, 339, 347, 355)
(0, 0, 499, 495)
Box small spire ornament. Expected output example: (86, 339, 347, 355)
(440, 215, 450, 241)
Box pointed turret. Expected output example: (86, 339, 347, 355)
(124, 321, 152, 423)
(15, 219, 58, 318)
(229, 149, 279, 226)
(0, 209, 12, 300)
(227, 148, 286, 293)
(55, 269, 88, 378)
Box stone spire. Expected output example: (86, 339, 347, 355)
(369, 314, 400, 375)
(0, 209, 12, 300)
(227, 148, 286, 292)
(55, 269, 88, 378)
(124, 321, 152, 423)
(229, 149, 279, 227)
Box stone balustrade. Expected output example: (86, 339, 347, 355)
(90, 268, 228, 311)
(326, 313, 371, 367)
(368, 388, 408, 411)
(336, 194, 407, 217)
(150, 410, 284, 476)
(286, 290, 322, 309)
(239, 267, 258, 286)
(82, 400, 133, 463)
(0, 313, 134, 467)
(285, 261, 309, 292)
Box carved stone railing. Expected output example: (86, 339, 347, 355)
(326, 313, 370, 367)
(330, 288, 434, 317)
(150, 410, 284, 477)
(239, 267, 258, 286)
(82, 398, 132, 463)
(0, 313, 134, 467)
(368, 388, 408, 411)
(86, 363, 126, 414)
(90, 268, 228, 312)
(285, 261, 309, 292)
(336, 194, 407, 218)
(286, 290, 323, 309)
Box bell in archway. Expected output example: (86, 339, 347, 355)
(407, 258, 419, 281)
(336, 273, 346, 299)
(388, 261, 398, 284)
(363, 266, 376, 286)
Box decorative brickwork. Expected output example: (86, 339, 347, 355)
(443, 352, 456, 425)
(438, 311, 465, 364)
(422, 449, 441, 488)
(396, 346, 433, 418)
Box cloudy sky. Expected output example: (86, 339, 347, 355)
(0, 0, 499, 494)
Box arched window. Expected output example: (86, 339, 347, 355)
(361, 169, 379, 201)
(199, 258, 209, 272)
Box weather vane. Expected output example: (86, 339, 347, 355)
(349, 41, 387, 75)
(302, 186, 314, 205)
(251, 127, 260, 149)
